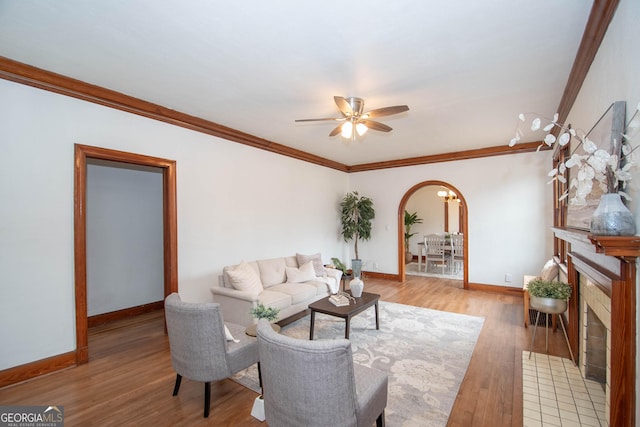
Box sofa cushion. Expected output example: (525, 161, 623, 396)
(259, 290, 293, 311)
(305, 279, 333, 295)
(226, 261, 264, 294)
(286, 261, 316, 283)
(296, 252, 324, 276)
(269, 283, 318, 305)
(258, 257, 288, 287)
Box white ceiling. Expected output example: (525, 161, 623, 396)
(0, 0, 593, 166)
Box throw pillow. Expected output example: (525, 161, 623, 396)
(296, 252, 324, 276)
(226, 261, 264, 294)
(224, 324, 239, 343)
(286, 261, 316, 283)
(540, 259, 559, 282)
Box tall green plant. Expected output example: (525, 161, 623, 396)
(404, 210, 423, 249)
(339, 191, 375, 260)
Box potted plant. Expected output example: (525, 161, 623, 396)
(404, 210, 423, 264)
(509, 102, 640, 235)
(250, 303, 280, 322)
(526, 277, 572, 314)
(330, 257, 348, 275)
(339, 191, 375, 278)
(245, 303, 281, 337)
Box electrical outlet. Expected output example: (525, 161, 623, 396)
(373, 262, 379, 269)
(505, 273, 512, 283)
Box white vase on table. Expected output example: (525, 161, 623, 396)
(350, 278, 364, 297)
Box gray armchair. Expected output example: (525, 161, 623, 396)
(164, 293, 259, 418)
(256, 319, 387, 427)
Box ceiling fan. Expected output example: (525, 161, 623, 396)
(295, 96, 409, 140)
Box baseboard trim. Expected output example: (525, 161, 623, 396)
(0, 351, 76, 389)
(362, 271, 401, 281)
(468, 282, 524, 297)
(88, 301, 164, 327)
(1, 302, 166, 388)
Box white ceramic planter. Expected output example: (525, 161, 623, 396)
(529, 296, 567, 315)
(350, 278, 364, 297)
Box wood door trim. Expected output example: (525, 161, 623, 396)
(74, 144, 178, 364)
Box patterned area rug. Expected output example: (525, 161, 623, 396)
(231, 301, 484, 427)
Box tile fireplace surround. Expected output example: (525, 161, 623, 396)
(552, 228, 640, 427)
(579, 275, 611, 423)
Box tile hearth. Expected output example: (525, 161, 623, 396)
(522, 352, 606, 426)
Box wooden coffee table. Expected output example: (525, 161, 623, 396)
(308, 291, 380, 340)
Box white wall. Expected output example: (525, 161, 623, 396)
(408, 187, 441, 235)
(349, 152, 554, 286)
(448, 199, 460, 233)
(405, 187, 438, 254)
(0, 79, 348, 370)
(87, 161, 164, 316)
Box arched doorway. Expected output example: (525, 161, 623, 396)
(397, 180, 468, 289)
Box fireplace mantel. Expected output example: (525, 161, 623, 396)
(589, 234, 640, 258)
(552, 227, 639, 427)
(554, 226, 640, 258)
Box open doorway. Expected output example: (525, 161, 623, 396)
(397, 180, 468, 289)
(74, 144, 178, 364)
(86, 159, 164, 323)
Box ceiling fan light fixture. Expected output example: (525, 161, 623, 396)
(341, 121, 353, 138)
(295, 95, 409, 140)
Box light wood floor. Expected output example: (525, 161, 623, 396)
(0, 276, 571, 426)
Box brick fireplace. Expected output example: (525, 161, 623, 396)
(553, 228, 639, 427)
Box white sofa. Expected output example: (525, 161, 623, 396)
(210, 253, 343, 326)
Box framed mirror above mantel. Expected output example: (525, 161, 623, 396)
(552, 226, 640, 427)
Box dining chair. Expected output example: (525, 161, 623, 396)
(449, 234, 464, 274)
(424, 234, 448, 273)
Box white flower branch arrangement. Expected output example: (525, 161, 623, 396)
(509, 102, 640, 206)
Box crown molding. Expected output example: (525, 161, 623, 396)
(555, 0, 620, 125)
(1, 0, 615, 177)
(0, 56, 349, 172)
(347, 141, 549, 172)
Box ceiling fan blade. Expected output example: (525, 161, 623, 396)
(329, 124, 343, 137)
(334, 96, 353, 117)
(360, 120, 392, 132)
(295, 117, 343, 122)
(364, 105, 409, 118)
